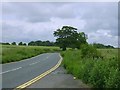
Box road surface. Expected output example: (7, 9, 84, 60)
(27, 66, 90, 88)
(2, 53, 60, 88)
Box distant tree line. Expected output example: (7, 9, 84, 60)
(0, 41, 115, 49)
(92, 43, 114, 49)
(0, 42, 11, 45)
(28, 40, 56, 46)
(18, 42, 27, 46)
(0, 42, 27, 46)
(0, 40, 56, 46)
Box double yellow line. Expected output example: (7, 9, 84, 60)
(14, 54, 62, 90)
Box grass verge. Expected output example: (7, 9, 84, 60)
(61, 49, 120, 88)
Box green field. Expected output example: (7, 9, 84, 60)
(61, 49, 120, 88)
(1, 45, 60, 64)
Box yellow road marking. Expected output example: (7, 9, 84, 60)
(13, 54, 62, 90)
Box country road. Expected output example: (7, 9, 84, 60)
(2, 53, 61, 88)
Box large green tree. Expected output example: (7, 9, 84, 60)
(53, 26, 87, 50)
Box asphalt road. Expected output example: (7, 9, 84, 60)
(2, 53, 60, 88)
(27, 66, 90, 88)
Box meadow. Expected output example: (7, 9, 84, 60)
(1, 45, 60, 64)
(61, 49, 120, 88)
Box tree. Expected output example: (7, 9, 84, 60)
(23, 43, 27, 46)
(18, 42, 23, 45)
(11, 42, 16, 45)
(53, 26, 87, 51)
(28, 41, 36, 46)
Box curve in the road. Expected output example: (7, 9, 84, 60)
(2, 53, 62, 89)
(14, 54, 62, 90)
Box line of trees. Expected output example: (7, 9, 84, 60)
(1, 41, 114, 49)
(0, 40, 56, 46)
(0, 42, 27, 46)
(0, 41, 115, 49)
(28, 40, 56, 46)
(92, 43, 114, 49)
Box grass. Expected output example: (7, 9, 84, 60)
(1, 45, 60, 64)
(61, 49, 120, 88)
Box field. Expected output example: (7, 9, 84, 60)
(1, 45, 60, 64)
(61, 49, 120, 88)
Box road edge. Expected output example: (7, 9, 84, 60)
(13, 53, 62, 90)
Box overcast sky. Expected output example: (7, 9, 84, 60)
(2, 2, 118, 47)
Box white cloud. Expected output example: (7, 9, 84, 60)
(2, 2, 118, 47)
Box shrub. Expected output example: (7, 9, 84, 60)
(89, 61, 108, 87)
(81, 44, 102, 60)
(105, 68, 120, 88)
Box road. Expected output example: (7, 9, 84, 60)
(2, 53, 61, 89)
(27, 66, 90, 88)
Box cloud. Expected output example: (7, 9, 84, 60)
(2, 2, 78, 23)
(80, 2, 118, 35)
(2, 2, 118, 47)
(88, 29, 118, 47)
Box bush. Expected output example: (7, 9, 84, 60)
(81, 44, 102, 59)
(105, 68, 120, 88)
(89, 61, 108, 87)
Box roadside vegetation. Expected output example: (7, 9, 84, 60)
(54, 26, 119, 88)
(61, 45, 119, 88)
(2, 45, 60, 64)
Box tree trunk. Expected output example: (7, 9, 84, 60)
(62, 47, 66, 51)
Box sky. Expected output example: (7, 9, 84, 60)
(2, 2, 118, 47)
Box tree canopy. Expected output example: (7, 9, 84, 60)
(53, 26, 87, 50)
(28, 40, 55, 46)
(11, 42, 16, 45)
(18, 42, 26, 46)
(92, 43, 114, 49)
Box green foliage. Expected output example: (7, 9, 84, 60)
(11, 42, 16, 45)
(61, 49, 120, 88)
(93, 43, 114, 49)
(28, 40, 55, 46)
(0, 42, 10, 45)
(53, 26, 87, 50)
(81, 44, 102, 59)
(18, 42, 23, 45)
(2, 45, 60, 64)
(18, 42, 26, 46)
(105, 68, 120, 88)
(89, 61, 107, 87)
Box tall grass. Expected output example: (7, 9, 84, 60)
(2, 45, 60, 64)
(61, 49, 120, 88)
